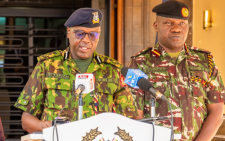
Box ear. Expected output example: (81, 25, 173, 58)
(67, 27, 70, 38)
(153, 21, 158, 32)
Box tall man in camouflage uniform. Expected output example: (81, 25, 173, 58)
(128, 1, 225, 140)
(14, 8, 137, 133)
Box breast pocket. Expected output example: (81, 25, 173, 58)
(190, 71, 208, 97)
(96, 82, 118, 113)
(44, 78, 73, 110)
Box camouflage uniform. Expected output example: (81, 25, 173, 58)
(15, 47, 137, 122)
(128, 43, 225, 140)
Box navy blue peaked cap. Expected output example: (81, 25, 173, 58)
(152, 0, 190, 20)
(64, 8, 103, 27)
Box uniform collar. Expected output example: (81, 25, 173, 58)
(63, 47, 102, 73)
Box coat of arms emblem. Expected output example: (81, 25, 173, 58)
(92, 12, 100, 24)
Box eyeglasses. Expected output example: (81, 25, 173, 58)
(70, 28, 100, 41)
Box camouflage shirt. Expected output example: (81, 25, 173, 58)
(15, 47, 137, 122)
(128, 43, 225, 140)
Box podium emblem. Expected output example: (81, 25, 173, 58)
(82, 127, 102, 141)
(82, 127, 133, 141)
(115, 127, 133, 141)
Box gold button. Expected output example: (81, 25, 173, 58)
(214, 96, 217, 99)
(221, 95, 224, 98)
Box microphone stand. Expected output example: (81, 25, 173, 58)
(150, 97, 156, 123)
(78, 94, 83, 120)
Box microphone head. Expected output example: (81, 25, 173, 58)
(137, 78, 154, 91)
(121, 67, 129, 77)
(78, 84, 85, 92)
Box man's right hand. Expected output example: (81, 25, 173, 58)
(22, 112, 51, 133)
(132, 109, 144, 119)
(41, 121, 51, 129)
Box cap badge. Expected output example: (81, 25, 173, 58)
(181, 7, 189, 18)
(92, 12, 100, 24)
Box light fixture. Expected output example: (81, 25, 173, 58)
(203, 10, 212, 31)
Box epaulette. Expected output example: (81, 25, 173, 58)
(37, 50, 62, 62)
(188, 46, 214, 77)
(188, 46, 211, 54)
(98, 54, 122, 69)
(131, 47, 152, 58)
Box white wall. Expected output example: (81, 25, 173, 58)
(193, 0, 225, 83)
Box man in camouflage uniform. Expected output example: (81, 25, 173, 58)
(128, 1, 225, 140)
(14, 8, 137, 133)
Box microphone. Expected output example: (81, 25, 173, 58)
(75, 84, 85, 95)
(121, 67, 148, 89)
(75, 73, 94, 94)
(75, 73, 95, 120)
(121, 67, 167, 101)
(137, 78, 168, 101)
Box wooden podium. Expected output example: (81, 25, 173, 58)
(22, 113, 181, 141)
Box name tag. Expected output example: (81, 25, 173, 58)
(144, 67, 167, 72)
(46, 73, 70, 79)
(97, 78, 118, 84)
(189, 67, 209, 72)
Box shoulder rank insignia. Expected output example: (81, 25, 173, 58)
(64, 50, 71, 60)
(95, 55, 102, 64)
(151, 49, 161, 57)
